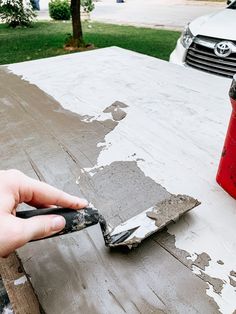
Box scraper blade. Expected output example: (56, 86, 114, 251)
(108, 195, 200, 248)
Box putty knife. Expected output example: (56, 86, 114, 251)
(16, 194, 200, 248)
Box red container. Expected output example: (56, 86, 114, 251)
(217, 74, 236, 198)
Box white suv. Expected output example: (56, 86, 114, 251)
(169, 0, 236, 78)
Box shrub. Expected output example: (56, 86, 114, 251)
(81, 0, 94, 13)
(49, 0, 71, 20)
(0, 0, 36, 27)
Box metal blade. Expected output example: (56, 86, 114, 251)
(107, 195, 200, 248)
(109, 227, 139, 245)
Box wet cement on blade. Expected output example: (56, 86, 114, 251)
(107, 195, 199, 248)
(0, 67, 221, 313)
(146, 195, 200, 228)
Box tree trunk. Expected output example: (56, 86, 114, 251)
(70, 0, 85, 47)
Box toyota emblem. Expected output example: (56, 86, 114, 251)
(214, 41, 232, 58)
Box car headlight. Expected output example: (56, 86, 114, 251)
(181, 25, 194, 49)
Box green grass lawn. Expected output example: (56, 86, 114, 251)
(0, 21, 180, 65)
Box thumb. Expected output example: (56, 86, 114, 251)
(23, 215, 66, 242)
(0, 215, 66, 257)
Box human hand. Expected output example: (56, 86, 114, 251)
(0, 169, 88, 257)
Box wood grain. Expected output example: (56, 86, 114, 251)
(0, 253, 41, 314)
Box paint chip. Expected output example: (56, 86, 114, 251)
(103, 101, 128, 121)
(229, 276, 236, 288)
(192, 252, 211, 271)
(14, 275, 27, 286)
(199, 271, 224, 294)
(230, 270, 236, 278)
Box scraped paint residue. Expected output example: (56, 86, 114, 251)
(14, 275, 27, 286)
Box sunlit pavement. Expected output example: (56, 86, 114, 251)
(38, 0, 224, 30)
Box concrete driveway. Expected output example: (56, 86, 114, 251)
(91, 0, 225, 29)
(39, 0, 225, 30)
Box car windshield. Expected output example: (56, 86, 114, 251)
(228, 1, 236, 9)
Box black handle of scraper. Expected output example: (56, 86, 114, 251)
(16, 207, 100, 240)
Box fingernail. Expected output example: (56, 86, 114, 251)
(51, 216, 65, 231)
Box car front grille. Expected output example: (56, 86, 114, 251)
(185, 36, 236, 78)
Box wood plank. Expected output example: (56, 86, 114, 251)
(0, 253, 41, 314)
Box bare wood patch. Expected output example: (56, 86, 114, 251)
(0, 252, 42, 314)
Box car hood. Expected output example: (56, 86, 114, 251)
(190, 9, 236, 41)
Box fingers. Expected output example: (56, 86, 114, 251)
(0, 214, 66, 257)
(25, 179, 88, 209)
(0, 169, 88, 212)
(0, 169, 88, 257)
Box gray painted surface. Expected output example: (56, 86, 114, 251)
(0, 68, 220, 313)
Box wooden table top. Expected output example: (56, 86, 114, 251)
(1, 47, 235, 313)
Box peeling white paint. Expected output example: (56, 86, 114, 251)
(2, 304, 13, 314)
(14, 275, 27, 286)
(110, 205, 157, 245)
(8, 47, 236, 313)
